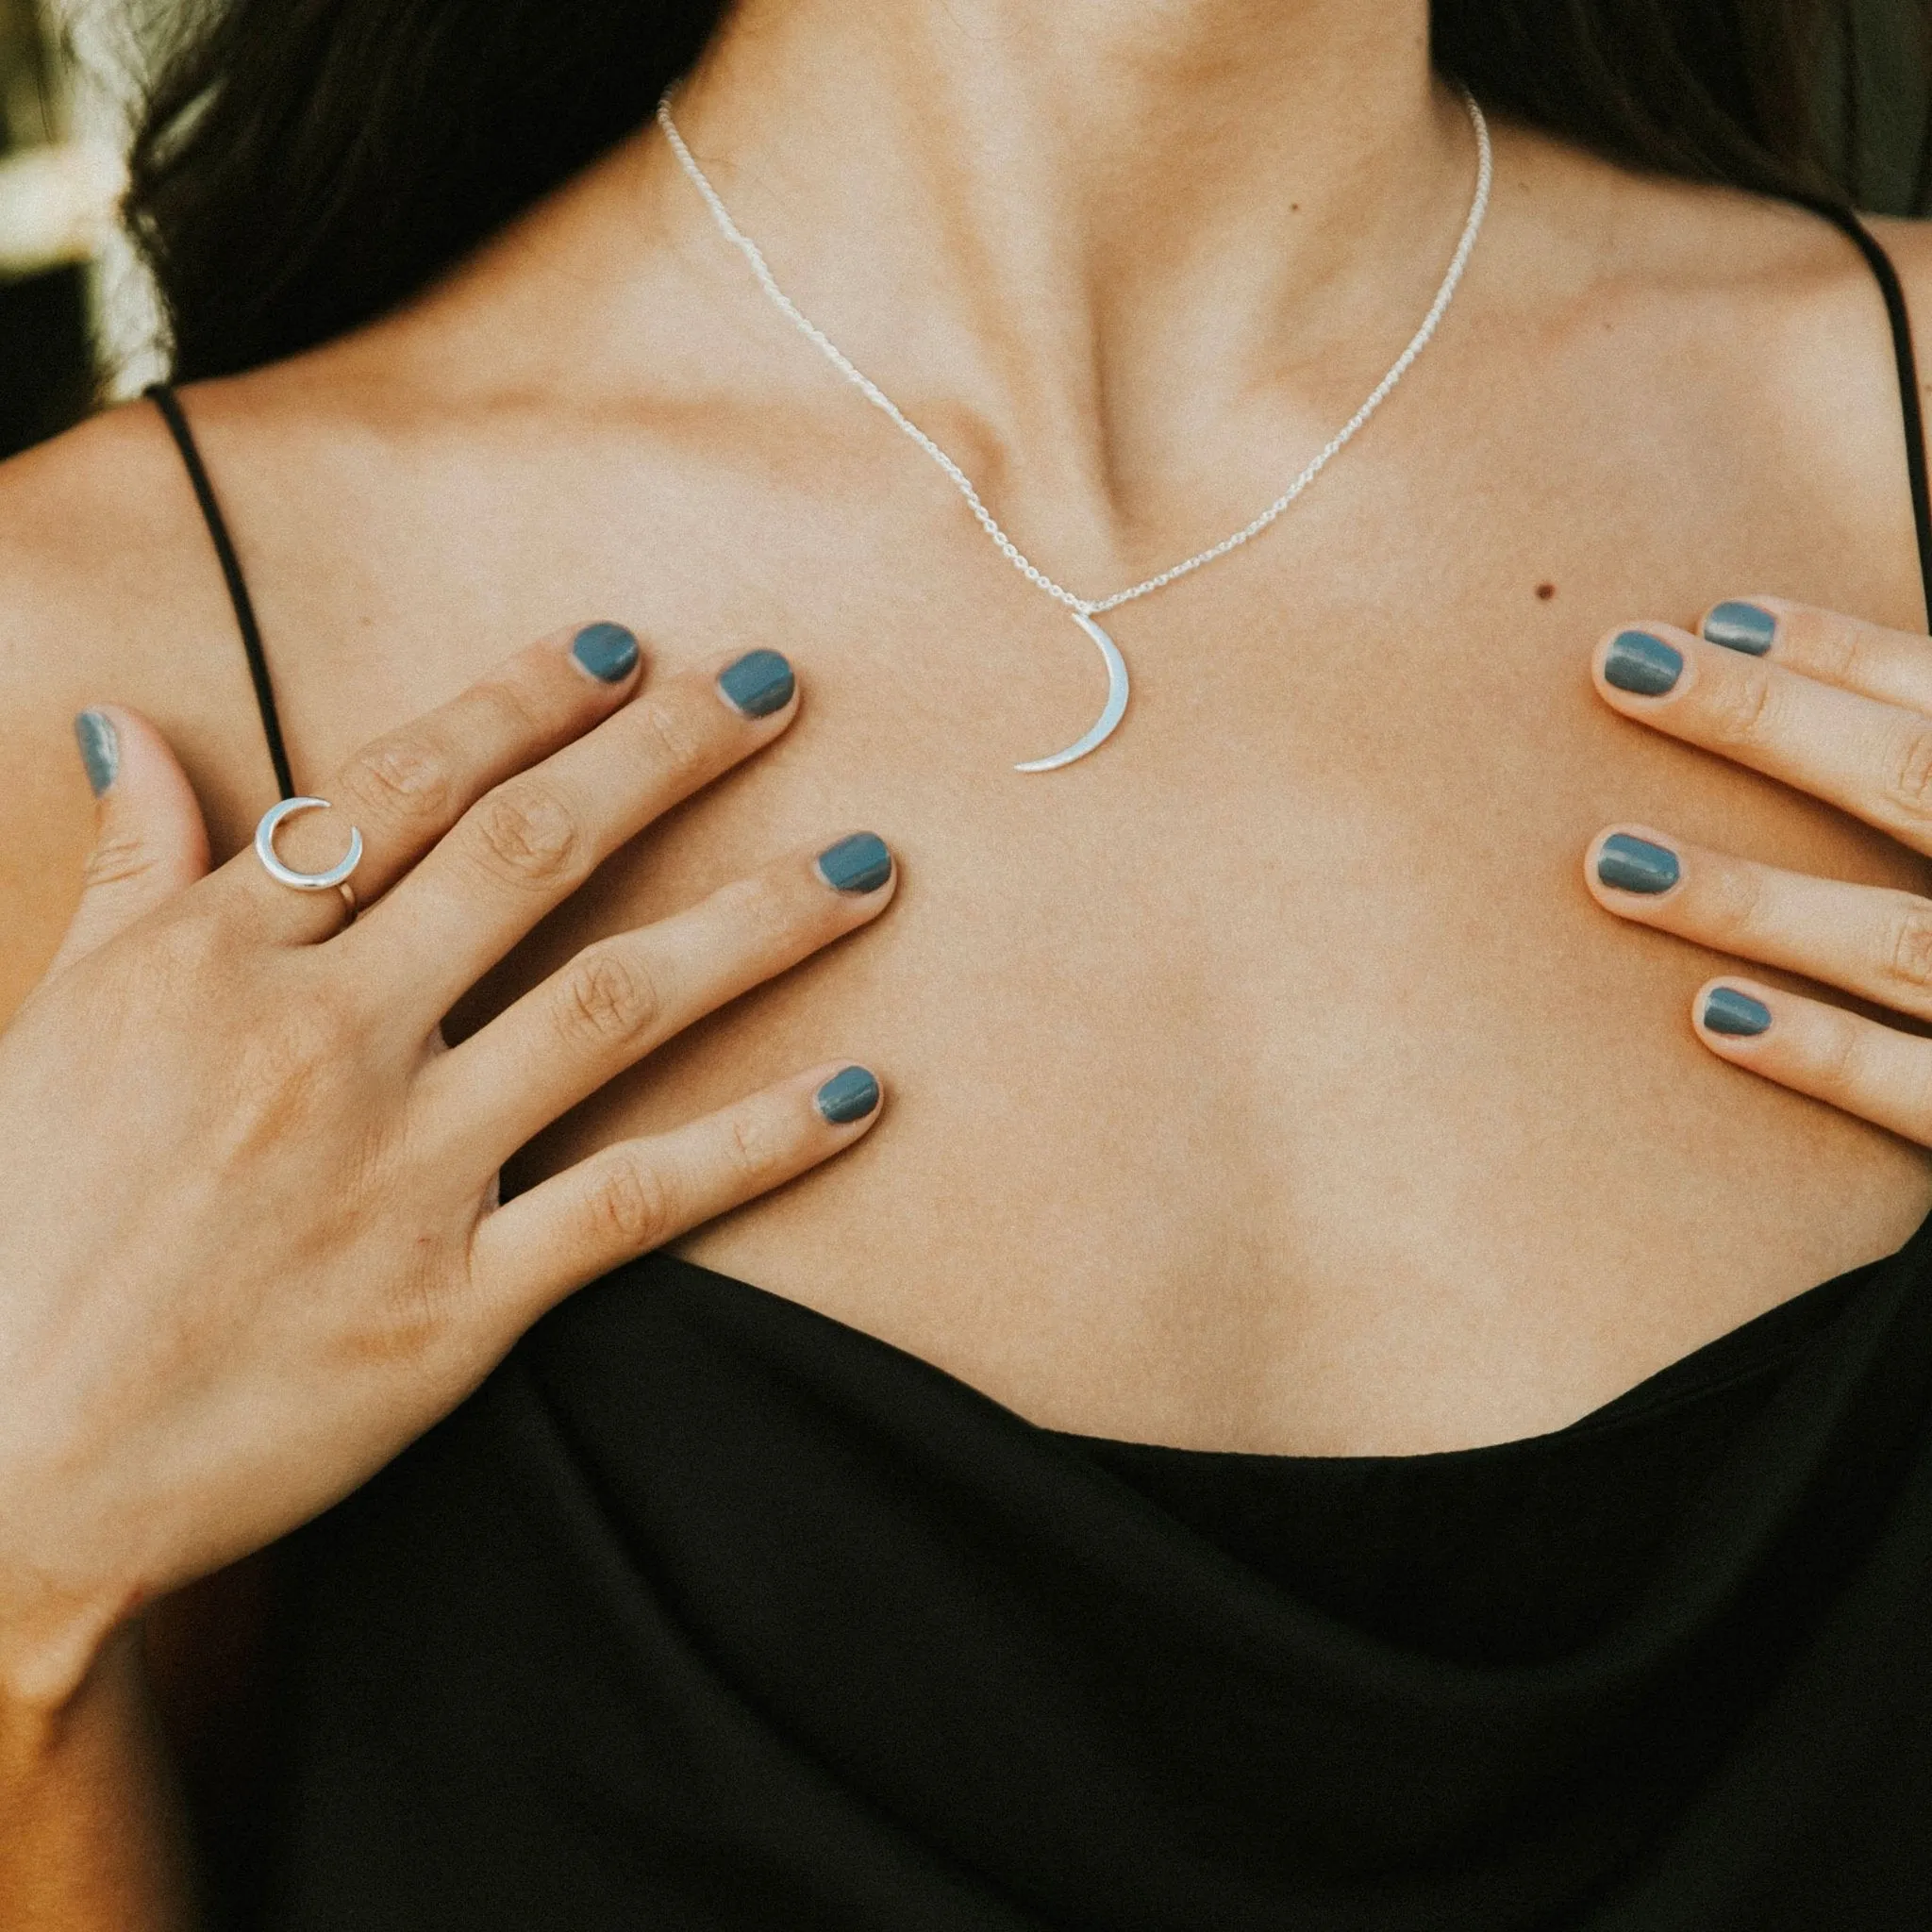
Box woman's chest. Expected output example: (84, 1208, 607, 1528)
(204, 331, 1932, 1453)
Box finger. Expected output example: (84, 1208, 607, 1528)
(1687, 975, 1932, 1146)
(221, 621, 648, 943)
(466, 1058, 886, 1329)
(421, 832, 896, 1169)
(1586, 824, 1932, 1022)
(47, 708, 211, 977)
(1592, 621, 1932, 856)
(1697, 595, 1932, 715)
(344, 646, 802, 1019)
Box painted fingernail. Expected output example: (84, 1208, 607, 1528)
(571, 622, 641, 683)
(1597, 832, 1681, 894)
(717, 648, 795, 718)
(1702, 987, 1772, 1037)
(1604, 630, 1684, 695)
(815, 1065, 882, 1124)
(814, 832, 892, 893)
(74, 709, 119, 796)
(1703, 601, 1776, 656)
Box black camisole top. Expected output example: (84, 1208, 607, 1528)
(147, 202, 1932, 1930)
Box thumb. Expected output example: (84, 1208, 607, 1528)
(48, 707, 212, 976)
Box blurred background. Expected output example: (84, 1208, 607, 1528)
(1, 0, 160, 458)
(3, 1, 1932, 463)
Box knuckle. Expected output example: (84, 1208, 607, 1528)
(726, 1108, 782, 1185)
(584, 1152, 674, 1253)
(1807, 1010, 1868, 1099)
(1886, 727, 1932, 824)
(1693, 861, 1767, 950)
(467, 677, 545, 749)
(719, 870, 806, 953)
(556, 942, 664, 1052)
(466, 780, 584, 889)
(1812, 619, 1867, 688)
(631, 695, 707, 777)
(361, 1263, 461, 1370)
(1882, 899, 1932, 996)
(341, 733, 455, 829)
(1698, 661, 1779, 747)
(81, 827, 164, 896)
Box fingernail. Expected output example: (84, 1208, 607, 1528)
(814, 831, 892, 893)
(815, 1065, 882, 1124)
(1596, 832, 1680, 894)
(1604, 630, 1684, 695)
(74, 709, 119, 796)
(571, 622, 640, 684)
(1702, 987, 1772, 1037)
(1703, 602, 1776, 656)
(716, 648, 795, 718)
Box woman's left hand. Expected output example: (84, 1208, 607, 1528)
(1586, 594, 1932, 1146)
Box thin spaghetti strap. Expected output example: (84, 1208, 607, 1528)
(1802, 203, 1932, 630)
(144, 381, 297, 802)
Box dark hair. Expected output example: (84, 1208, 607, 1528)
(126, 0, 1932, 383)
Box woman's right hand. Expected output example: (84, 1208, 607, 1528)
(0, 624, 894, 1710)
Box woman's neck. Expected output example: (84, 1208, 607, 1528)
(645, 0, 1469, 546)
(459, 0, 1481, 580)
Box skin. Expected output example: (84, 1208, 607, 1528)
(0, 631, 894, 1922)
(6, 0, 1932, 1916)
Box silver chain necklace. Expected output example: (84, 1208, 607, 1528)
(658, 88, 1492, 771)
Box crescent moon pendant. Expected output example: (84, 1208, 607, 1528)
(254, 795, 365, 891)
(1013, 611, 1130, 773)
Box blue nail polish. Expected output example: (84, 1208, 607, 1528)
(1703, 987, 1772, 1036)
(815, 1065, 881, 1124)
(1703, 602, 1776, 656)
(74, 710, 118, 796)
(1605, 630, 1685, 695)
(571, 623, 640, 684)
(717, 649, 795, 718)
(814, 832, 892, 893)
(1597, 832, 1680, 894)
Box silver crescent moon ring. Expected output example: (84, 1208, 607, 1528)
(253, 796, 366, 892)
(1013, 612, 1131, 774)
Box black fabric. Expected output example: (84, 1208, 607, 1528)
(146, 213, 1932, 1926)
(261, 1236, 1932, 1930)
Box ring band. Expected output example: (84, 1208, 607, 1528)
(255, 796, 365, 892)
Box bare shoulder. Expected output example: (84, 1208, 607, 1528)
(0, 299, 575, 1024)
(1507, 129, 1932, 632)
(0, 393, 276, 1016)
